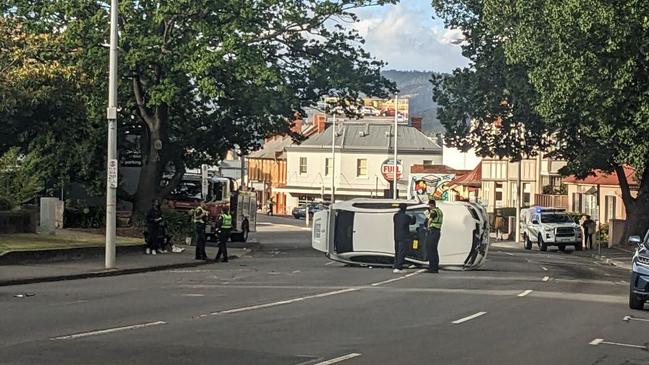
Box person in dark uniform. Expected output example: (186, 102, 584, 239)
(393, 203, 415, 273)
(190, 202, 209, 260)
(145, 200, 163, 255)
(582, 215, 595, 249)
(425, 199, 443, 273)
(215, 208, 233, 262)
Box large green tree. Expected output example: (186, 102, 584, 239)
(3, 0, 396, 217)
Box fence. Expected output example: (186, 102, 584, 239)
(534, 194, 569, 209)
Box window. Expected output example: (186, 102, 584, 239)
(572, 193, 583, 213)
(356, 159, 368, 177)
(423, 160, 433, 166)
(605, 196, 617, 222)
(299, 157, 307, 174)
(325, 158, 332, 176)
(495, 182, 503, 201)
(523, 183, 531, 206)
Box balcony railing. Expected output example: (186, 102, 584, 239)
(534, 194, 569, 210)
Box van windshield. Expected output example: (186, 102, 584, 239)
(540, 214, 572, 223)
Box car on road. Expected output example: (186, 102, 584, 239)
(629, 233, 649, 309)
(311, 199, 490, 269)
(520, 207, 582, 251)
(292, 203, 326, 219)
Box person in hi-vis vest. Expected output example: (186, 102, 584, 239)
(190, 202, 209, 260)
(215, 208, 233, 262)
(424, 199, 443, 273)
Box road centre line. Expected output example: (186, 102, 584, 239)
(589, 338, 647, 350)
(452, 311, 487, 324)
(202, 288, 359, 317)
(542, 276, 550, 282)
(311, 353, 362, 365)
(517, 290, 533, 297)
(51, 321, 166, 340)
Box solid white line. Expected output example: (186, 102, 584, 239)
(541, 266, 548, 271)
(206, 288, 359, 316)
(311, 353, 362, 365)
(590, 338, 646, 350)
(517, 290, 533, 297)
(542, 276, 550, 282)
(452, 311, 487, 324)
(623, 315, 649, 323)
(371, 269, 425, 286)
(52, 321, 166, 340)
(181, 294, 205, 297)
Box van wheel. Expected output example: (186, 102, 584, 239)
(539, 235, 548, 251)
(524, 234, 532, 250)
(630, 292, 645, 310)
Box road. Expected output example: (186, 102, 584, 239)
(1, 215, 648, 365)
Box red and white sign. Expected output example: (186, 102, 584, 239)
(381, 159, 403, 181)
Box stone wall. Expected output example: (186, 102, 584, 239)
(0, 210, 37, 234)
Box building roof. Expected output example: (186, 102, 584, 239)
(410, 164, 469, 175)
(450, 162, 482, 188)
(290, 123, 441, 153)
(248, 135, 294, 160)
(563, 166, 637, 186)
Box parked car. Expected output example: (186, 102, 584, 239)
(520, 207, 581, 251)
(629, 233, 649, 309)
(292, 203, 326, 219)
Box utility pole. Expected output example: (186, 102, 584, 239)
(516, 160, 523, 244)
(331, 113, 336, 203)
(393, 94, 398, 200)
(105, 0, 119, 269)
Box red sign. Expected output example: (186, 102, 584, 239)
(381, 159, 402, 181)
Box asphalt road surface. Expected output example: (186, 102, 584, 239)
(1, 215, 648, 365)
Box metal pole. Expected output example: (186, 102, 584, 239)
(393, 94, 398, 200)
(515, 160, 522, 244)
(331, 113, 336, 203)
(105, 0, 119, 269)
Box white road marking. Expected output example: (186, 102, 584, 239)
(370, 269, 425, 286)
(181, 294, 205, 297)
(541, 266, 548, 271)
(452, 311, 487, 324)
(623, 315, 649, 323)
(504, 252, 515, 256)
(52, 321, 166, 340)
(517, 290, 533, 297)
(203, 288, 359, 317)
(311, 353, 362, 365)
(542, 276, 550, 282)
(324, 261, 335, 266)
(589, 338, 646, 350)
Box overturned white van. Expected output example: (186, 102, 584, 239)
(312, 199, 490, 269)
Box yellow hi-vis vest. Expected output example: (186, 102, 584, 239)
(427, 207, 443, 230)
(220, 213, 232, 229)
(192, 206, 208, 224)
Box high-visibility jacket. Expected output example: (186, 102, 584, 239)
(220, 213, 232, 229)
(426, 207, 443, 230)
(191, 206, 208, 224)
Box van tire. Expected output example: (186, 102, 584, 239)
(539, 235, 548, 251)
(630, 292, 645, 310)
(524, 234, 532, 250)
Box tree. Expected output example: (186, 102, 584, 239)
(0, 148, 45, 208)
(4, 0, 397, 218)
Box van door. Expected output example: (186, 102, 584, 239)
(311, 210, 329, 253)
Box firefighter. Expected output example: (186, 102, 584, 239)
(215, 208, 233, 262)
(425, 199, 444, 273)
(190, 202, 209, 260)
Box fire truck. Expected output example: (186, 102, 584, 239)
(165, 173, 256, 242)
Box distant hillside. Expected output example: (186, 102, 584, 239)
(381, 70, 444, 133)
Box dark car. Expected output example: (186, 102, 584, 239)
(630, 233, 649, 309)
(292, 203, 326, 219)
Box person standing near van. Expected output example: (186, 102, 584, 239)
(215, 208, 233, 262)
(191, 202, 209, 260)
(393, 203, 415, 273)
(582, 215, 596, 249)
(494, 213, 505, 241)
(425, 200, 444, 273)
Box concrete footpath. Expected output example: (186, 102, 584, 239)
(0, 244, 257, 287)
(572, 245, 635, 270)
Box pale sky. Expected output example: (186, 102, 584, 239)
(351, 1, 469, 72)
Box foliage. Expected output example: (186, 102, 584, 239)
(3, 0, 398, 216)
(599, 223, 609, 242)
(0, 148, 44, 208)
(63, 200, 105, 228)
(0, 196, 11, 210)
(542, 184, 567, 195)
(161, 209, 193, 244)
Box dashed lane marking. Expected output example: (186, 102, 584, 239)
(504, 252, 515, 256)
(181, 294, 205, 297)
(541, 266, 548, 271)
(542, 276, 550, 282)
(51, 321, 167, 340)
(324, 261, 335, 266)
(310, 353, 362, 365)
(517, 290, 533, 297)
(452, 311, 487, 324)
(589, 338, 647, 350)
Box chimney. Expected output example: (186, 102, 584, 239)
(315, 113, 327, 133)
(411, 116, 423, 131)
(290, 118, 303, 134)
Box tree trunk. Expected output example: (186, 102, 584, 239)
(617, 164, 649, 245)
(132, 157, 160, 222)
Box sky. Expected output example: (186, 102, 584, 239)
(350, 1, 469, 72)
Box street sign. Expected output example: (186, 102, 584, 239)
(381, 159, 402, 181)
(108, 159, 118, 189)
(201, 164, 209, 199)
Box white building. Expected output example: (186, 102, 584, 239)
(442, 144, 482, 171)
(277, 123, 442, 211)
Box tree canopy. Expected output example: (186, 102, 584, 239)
(2, 0, 398, 215)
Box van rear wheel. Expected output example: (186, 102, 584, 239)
(630, 292, 645, 310)
(539, 235, 548, 251)
(524, 234, 532, 250)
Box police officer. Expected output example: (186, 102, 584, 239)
(425, 199, 443, 273)
(215, 208, 233, 262)
(190, 202, 209, 260)
(393, 203, 415, 273)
